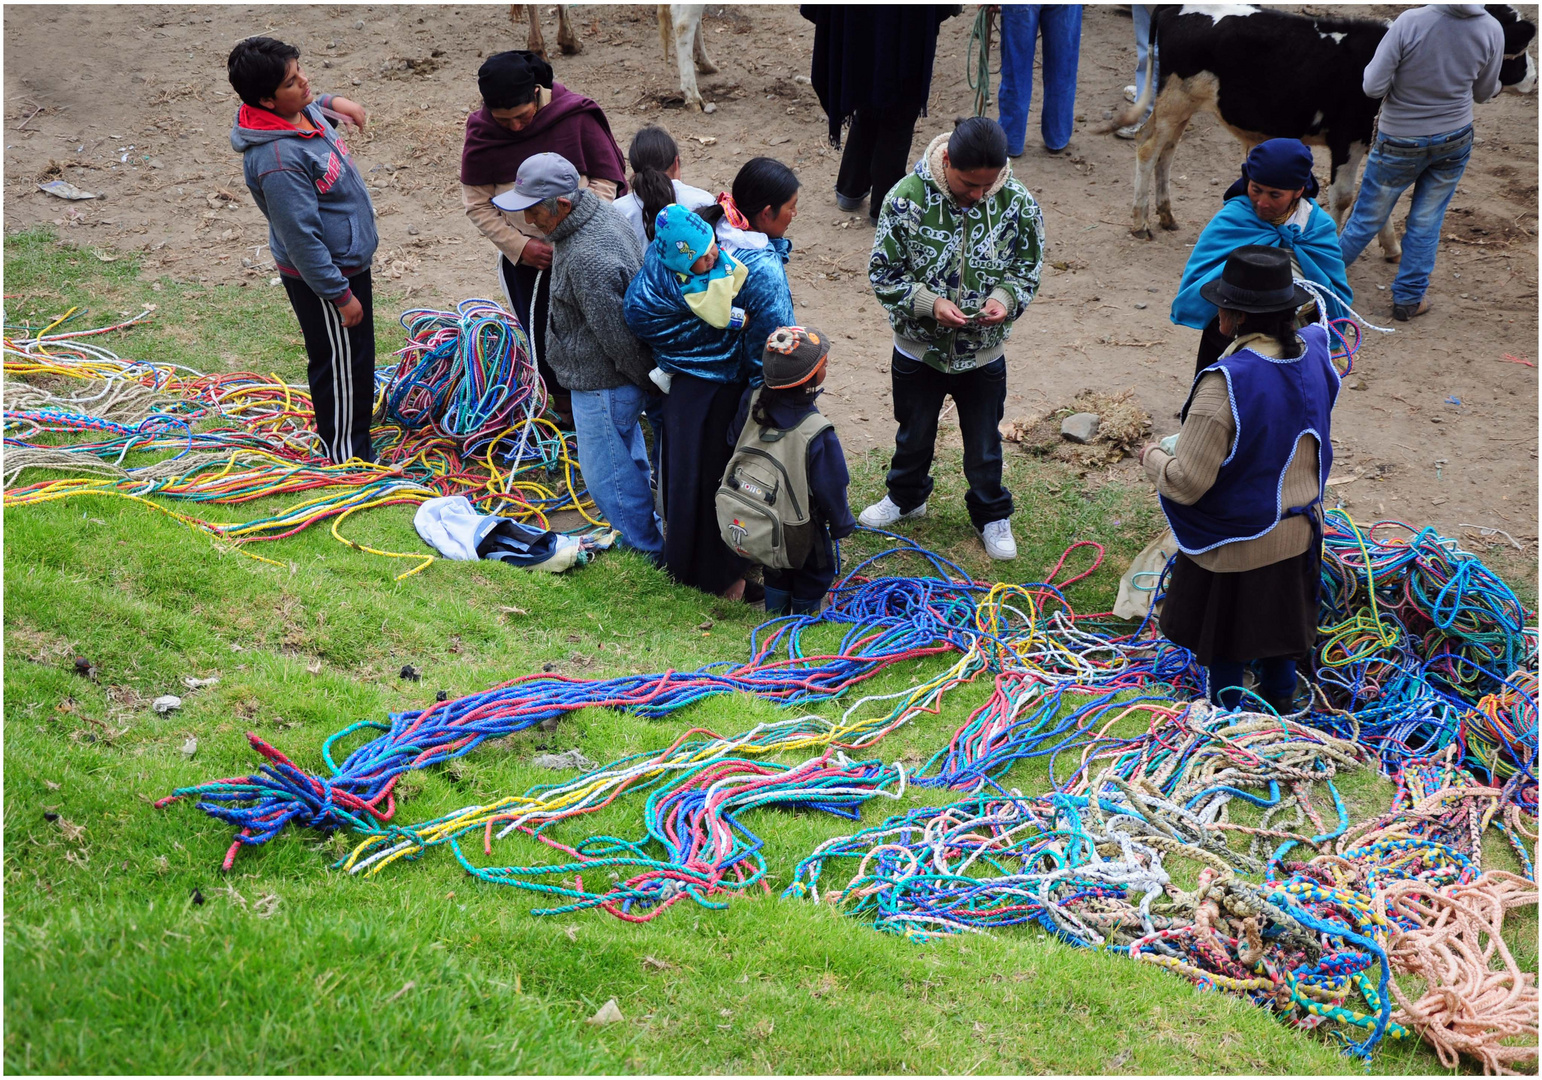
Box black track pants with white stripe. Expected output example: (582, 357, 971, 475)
(281, 269, 376, 464)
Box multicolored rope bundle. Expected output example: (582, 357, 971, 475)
(3, 304, 603, 577)
(384, 300, 548, 454)
(153, 514, 1535, 1067)
(1314, 511, 1537, 794)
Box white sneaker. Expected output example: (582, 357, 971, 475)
(858, 495, 926, 529)
(1113, 121, 1145, 140)
(978, 519, 1017, 560)
(1123, 84, 1138, 103)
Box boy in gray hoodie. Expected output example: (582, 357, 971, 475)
(229, 36, 379, 463)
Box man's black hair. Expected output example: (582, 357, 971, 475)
(947, 117, 1009, 172)
(228, 36, 300, 108)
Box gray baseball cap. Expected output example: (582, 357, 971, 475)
(491, 152, 581, 211)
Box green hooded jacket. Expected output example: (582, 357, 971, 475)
(868, 133, 1045, 372)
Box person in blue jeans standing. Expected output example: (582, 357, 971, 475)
(1113, 5, 1156, 140)
(494, 153, 663, 560)
(1338, 4, 1505, 322)
(996, 4, 1082, 156)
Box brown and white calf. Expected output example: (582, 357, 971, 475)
(1106, 4, 1537, 259)
(657, 4, 718, 111)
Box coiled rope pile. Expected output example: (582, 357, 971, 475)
(3, 304, 600, 578)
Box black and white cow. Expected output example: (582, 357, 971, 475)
(1108, 4, 1537, 259)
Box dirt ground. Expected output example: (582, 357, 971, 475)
(4, 3, 1538, 554)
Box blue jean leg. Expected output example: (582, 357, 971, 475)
(1392, 138, 1472, 305)
(997, 5, 1042, 157)
(1037, 4, 1082, 150)
(997, 5, 1083, 154)
(570, 383, 664, 556)
(1338, 128, 1472, 306)
(1339, 147, 1420, 267)
(1132, 4, 1155, 121)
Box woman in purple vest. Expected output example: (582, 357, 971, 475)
(1139, 246, 1340, 714)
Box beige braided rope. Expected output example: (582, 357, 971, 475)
(1383, 871, 1539, 1075)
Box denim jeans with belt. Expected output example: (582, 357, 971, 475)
(884, 350, 1013, 531)
(1338, 125, 1474, 306)
(570, 381, 664, 558)
(997, 4, 1083, 155)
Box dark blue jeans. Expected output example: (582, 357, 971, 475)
(1338, 125, 1474, 306)
(884, 350, 1013, 531)
(763, 527, 837, 616)
(997, 4, 1083, 154)
(1208, 658, 1297, 712)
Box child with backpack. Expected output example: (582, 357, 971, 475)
(718, 326, 856, 616)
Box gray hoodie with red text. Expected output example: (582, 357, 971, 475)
(230, 96, 379, 305)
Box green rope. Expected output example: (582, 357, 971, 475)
(967, 5, 996, 117)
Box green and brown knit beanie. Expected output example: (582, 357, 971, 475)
(761, 325, 829, 390)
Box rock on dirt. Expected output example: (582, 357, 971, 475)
(1061, 413, 1101, 444)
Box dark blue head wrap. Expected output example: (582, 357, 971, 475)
(1222, 138, 1320, 202)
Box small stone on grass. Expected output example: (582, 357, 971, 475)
(588, 998, 624, 1024)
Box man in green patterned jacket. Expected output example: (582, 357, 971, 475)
(862, 117, 1044, 561)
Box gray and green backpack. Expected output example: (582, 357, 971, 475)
(715, 390, 832, 570)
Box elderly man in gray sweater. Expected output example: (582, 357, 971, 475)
(1338, 4, 1505, 322)
(494, 153, 662, 558)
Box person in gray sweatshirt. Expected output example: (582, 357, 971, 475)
(493, 153, 663, 559)
(229, 36, 380, 463)
(1338, 5, 1504, 322)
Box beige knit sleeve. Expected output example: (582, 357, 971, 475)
(1142, 373, 1235, 505)
(462, 183, 530, 264)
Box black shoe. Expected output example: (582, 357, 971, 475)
(742, 580, 765, 604)
(835, 188, 868, 213)
(1263, 676, 1313, 716)
(1392, 298, 1431, 322)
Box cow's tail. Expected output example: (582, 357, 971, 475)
(1092, 9, 1163, 135)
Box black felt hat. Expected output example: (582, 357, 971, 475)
(1198, 245, 1313, 314)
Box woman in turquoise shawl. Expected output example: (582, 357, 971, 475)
(1172, 138, 1352, 374)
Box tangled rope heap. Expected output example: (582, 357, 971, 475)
(1315, 513, 1537, 797)
(3, 304, 601, 577)
(155, 515, 1536, 1068)
(383, 300, 548, 455)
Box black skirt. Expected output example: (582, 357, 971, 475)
(498, 255, 567, 399)
(659, 372, 748, 595)
(1159, 547, 1320, 667)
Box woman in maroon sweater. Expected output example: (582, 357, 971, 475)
(459, 50, 629, 421)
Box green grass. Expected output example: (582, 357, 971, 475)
(3, 227, 1533, 1074)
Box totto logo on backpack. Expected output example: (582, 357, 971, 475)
(715, 389, 832, 570)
